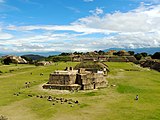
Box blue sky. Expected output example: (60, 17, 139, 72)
(0, 0, 160, 52)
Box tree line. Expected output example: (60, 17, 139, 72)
(1, 51, 160, 65)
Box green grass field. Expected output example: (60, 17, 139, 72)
(0, 62, 160, 120)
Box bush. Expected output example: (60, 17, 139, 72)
(52, 56, 71, 62)
(152, 52, 160, 59)
(0, 115, 8, 120)
(141, 52, 148, 57)
(128, 51, 134, 55)
(134, 53, 142, 60)
(3, 57, 12, 65)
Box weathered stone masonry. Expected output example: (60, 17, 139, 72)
(43, 67, 108, 90)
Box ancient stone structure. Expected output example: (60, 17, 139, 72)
(140, 60, 160, 72)
(72, 55, 82, 62)
(2, 55, 27, 64)
(107, 56, 128, 62)
(72, 54, 137, 62)
(125, 56, 137, 63)
(35, 61, 52, 66)
(43, 66, 108, 90)
(76, 68, 107, 90)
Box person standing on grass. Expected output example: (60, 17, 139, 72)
(135, 95, 139, 100)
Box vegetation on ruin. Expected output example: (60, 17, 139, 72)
(0, 62, 160, 120)
(74, 62, 106, 70)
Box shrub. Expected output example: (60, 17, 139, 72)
(152, 52, 160, 59)
(0, 115, 8, 120)
(134, 53, 142, 60)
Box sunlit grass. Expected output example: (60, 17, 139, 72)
(0, 62, 160, 120)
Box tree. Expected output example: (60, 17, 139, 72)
(52, 56, 71, 62)
(52, 56, 60, 62)
(21, 56, 32, 63)
(141, 52, 148, 57)
(113, 52, 118, 55)
(98, 50, 105, 55)
(59, 52, 70, 56)
(128, 51, 135, 56)
(3, 57, 12, 65)
(73, 51, 83, 55)
(94, 50, 98, 53)
(134, 53, 142, 60)
(152, 52, 160, 59)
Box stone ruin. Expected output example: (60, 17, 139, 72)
(35, 61, 52, 66)
(140, 60, 160, 72)
(2, 55, 27, 64)
(43, 66, 108, 90)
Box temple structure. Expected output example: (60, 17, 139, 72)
(43, 66, 108, 90)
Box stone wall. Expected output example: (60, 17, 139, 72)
(150, 62, 160, 72)
(72, 55, 137, 62)
(43, 84, 81, 90)
(126, 56, 137, 62)
(3, 55, 27, 64)
(76, 72, 107, 90)
(35, 61, 52, 66)
(141, 60, 160, 72)
(49, 74, 77, 85)
(44, 67, 108, 90)
(107, 56, 128, 62)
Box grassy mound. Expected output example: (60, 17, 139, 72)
(74, 62, 105, 70)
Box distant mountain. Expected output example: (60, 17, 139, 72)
(104, 47, 160, 54)
(0, 53, 4, 57)
(21, 54, 45, 60)
(0, 51, 61, 57)
(1, 47, 159, 57)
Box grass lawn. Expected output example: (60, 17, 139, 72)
(0, 62, 160, 120)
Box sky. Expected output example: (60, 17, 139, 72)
(0, 0, 160, 53)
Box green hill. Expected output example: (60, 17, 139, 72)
(21, 54, 45, 60)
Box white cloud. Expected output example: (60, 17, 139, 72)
(130, 0, 160, 4)
(1, 4, 160, 52)
(83, 0, 94, 2)
(0, 32, 91, 52)
(74, 4, 160, 33)
(7, 5, 160, 34)
(89, 8, 104, 15)
(102, 32, 160, 49)
(0, 4, 20, 12)
(0, 30, 13, 39)
(142, 0, 160, 3)
(7, 24, 112, 34)
(66, 7, 80, 13)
